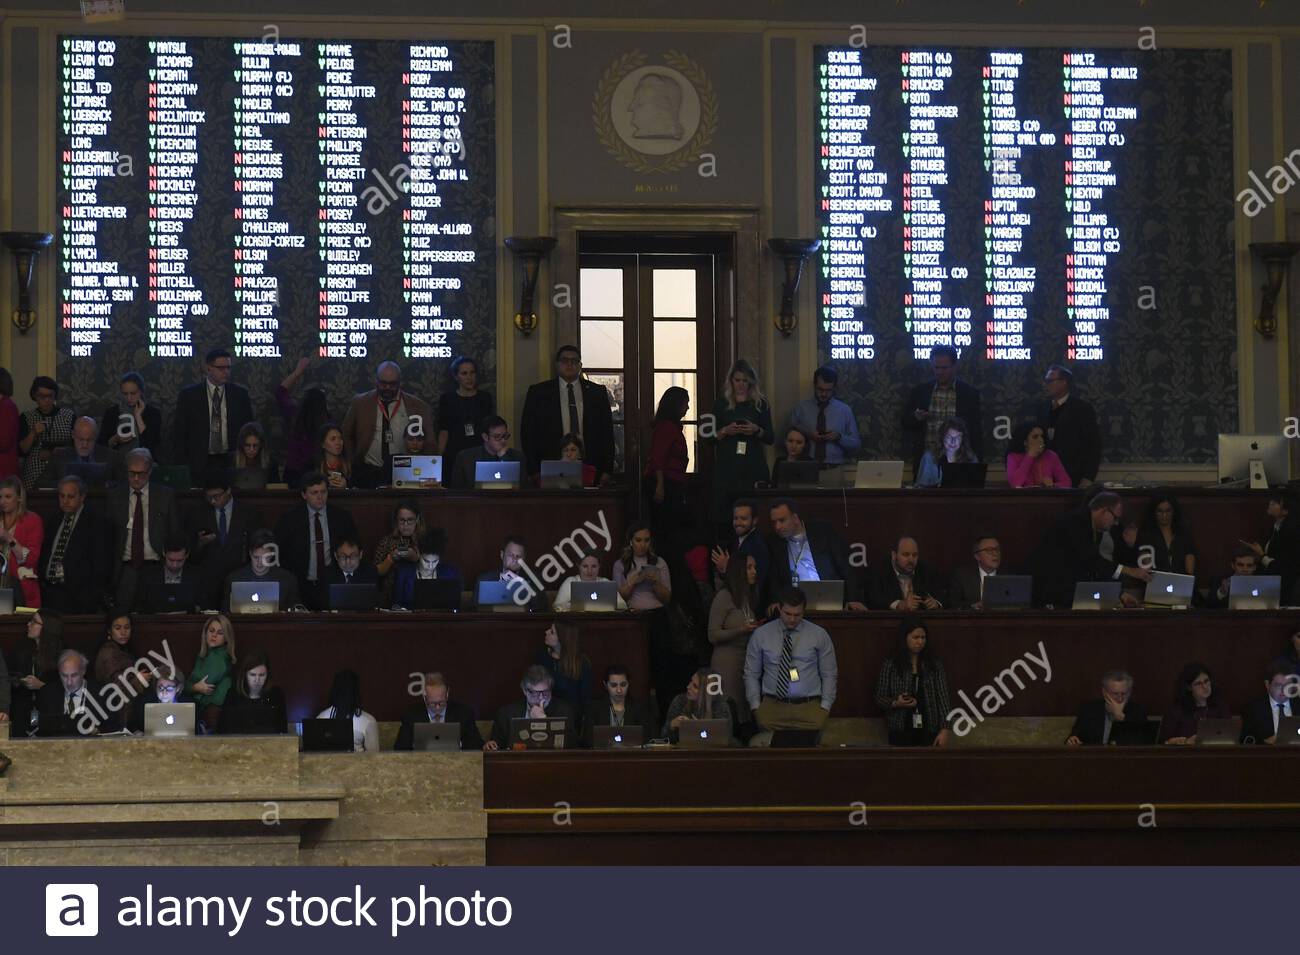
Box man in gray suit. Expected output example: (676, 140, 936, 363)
(948, 535, 1004, 610)
(108, 448, 181, 610)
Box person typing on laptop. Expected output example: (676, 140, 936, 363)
(222, 528, 301, 613)
(394, 671, 483, 750)
(1028, 492, 1148, 609)
(765, 498, 865, 612)
(582, 664, 657, 748)
(1159, 662, 1231, 745)
(1240, 660, 1298, 744)
(137, 536, 203, 613)
(662, 667, 737, 745)
(317, 536, 380, 610)
(867, 535, 945, 611)
(553, 551, 626, 612)
(447, 415, 524, 489)
(1065, 670, 1149, 745)
(477, 534, 545, 610)
(1205, 546, 1259, 609)
(948, 535, 1003, 610)
(484, 665, 575, 751)
(744, 587, 837, 742)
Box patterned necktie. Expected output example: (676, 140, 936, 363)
(49, 512, 75, 580)
(567, 382, 579, 435)
(815, 402, 827, 462)
(217, 505, 228, 546)
(776, 628, 794, 699)
(313, 511, 326, 581)
(209, 386, 223, 454)
(380, 401, 394, 467)
(131, 490, 145, 567)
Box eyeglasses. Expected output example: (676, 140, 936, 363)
(209, 363, 232, 372)
(976, 546, 1001, 554)
(557, 356, 581, 365)
(127, 468, 151, 477)
(487, 431, 510, 441)
(1190, 677, 1212, 688)
(34, 391, 56, 400)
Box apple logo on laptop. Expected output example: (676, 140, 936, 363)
(1165, 584, 1174, 593)
(700, 729, 709, 739)
(613, 733, 623, 743)
(251, 593, 260, 602)
(165, 713, 175, 726)
(1092, 591, 1101, 600)
(494, 471, 502, 480)
(590, 591, 598, 600)
(1252, 588, 1261, 597)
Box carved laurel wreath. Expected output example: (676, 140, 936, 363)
(592, 49, 718, 175)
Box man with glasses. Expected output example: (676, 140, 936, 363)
(520, 345, 616, 479)
(1029, 490, 1148, 608)
(901, 345, 983, 478)
(1040, 363, 1101, 488)
(108, 448, 181, 610)
(949, 535, 1004, 610)
(341, 360, 432, 489)
(173, 349, 254, 484)
(484, 665, 576, 751)
(448, 414, 523, 489)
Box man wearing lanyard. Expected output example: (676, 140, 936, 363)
(765, 498, 866, 610)
(341, 361, 433, 489)
(744, 588, 837, 740)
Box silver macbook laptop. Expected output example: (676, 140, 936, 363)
(676, 718, 730, 749)
(982, 575, 1033, 610)
(593, 724, 643, 749)
(800, 579, 844, 611)
(475, 460, 521, 489)
(1229, 574, 1281, 610)
(855, 460, 904, 489)
(509, 716, 568, 750)
(230, 580, 280, 614)
(392, 454, 442, 488)
(0, 590, 16, 614)
(1144, 571, 1195, 608)
(540, 460, 583, 489)
(144, 702, 196, 737)
(412, 722, 461, 751)
(1072, 581, 1122, 610)
(572, 580, 618, 612)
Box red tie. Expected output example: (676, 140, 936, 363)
(313, 511, 326, 581)
(131, 490, 145, 567)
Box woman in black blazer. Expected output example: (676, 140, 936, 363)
(99, 371, 164, 457)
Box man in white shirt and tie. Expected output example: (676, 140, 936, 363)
(949, 535, 1003, 610)
(519, 345, 616, 479)
(1241, 661, 1299, 744)
(173, 349, 254, 481)
(37, 650, 118, 736)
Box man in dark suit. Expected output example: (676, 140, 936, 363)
(765, 498, 866, 610)
(709, 498, 770, 587)
(172, 347, 254, 483)
(394, 671, 484, 750)
(136, 536, 205, 613)
(1041, 363, 1101, 487)
(36, 649, 123, 737)
(484, 665, 576, 750)
(1240, 660, 1297, 744)
(222, 528, 302, 612)
(867, 535, 947, 610)
(1065, 670, 1149, 745)
(582, 664, 658, 747)
(447, 415, 525, 489)
(901, 344, 983, 475)
(108, 448, 182, 611)
(317, 536, 381, 609)
(1027, 491, 1148, 608)
(519, 345, 615, 478)
(37, 416, 124, 488)
(1205, 546, 1259, 609)
(339, 360, 434, 488)
(948, 535, 1004, 610)
(187, 470, 262, 610)
(40, 474, 112, 614)
(272, 471, 359, 611)
(1243, 491, 1300, 600)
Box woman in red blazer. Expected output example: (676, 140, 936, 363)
(0, 368, 19, 480)
(0, 476, 43, 607)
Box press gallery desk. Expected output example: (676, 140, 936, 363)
(0, 610, 1294, 721)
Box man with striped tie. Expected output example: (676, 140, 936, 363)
(743, 587, 837, 742)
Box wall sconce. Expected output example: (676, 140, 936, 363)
(1, 231, 53, 335)
(1250, 241, 1300, 339)
(767, 238, 820, 337)
(504, 236, 557, 336)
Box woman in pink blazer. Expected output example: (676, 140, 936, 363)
(0, 476, 43, 607)
(1007, 421, 1072, 489)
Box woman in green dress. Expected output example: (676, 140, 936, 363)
(188, 614, 236, 733)
(709, 359, 774, 530)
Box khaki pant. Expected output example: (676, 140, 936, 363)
(755, 698, 829, 732)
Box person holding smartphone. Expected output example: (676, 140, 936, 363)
(708, 359, 774, 538)
(874, 617, 952, 747)
(373, 501, 425, 606)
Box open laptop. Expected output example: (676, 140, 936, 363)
(478, 578, 527, 612)
(676, 718, 731, 749)
(328, 582, 377, 611)
(61, 460, 111, 488)
(1229, 574, 1281, 610)
(141, 580, 198, 614)
(572, 580, 618, 612)
(153, 465, 192, 489)
(593, 725, 643, 749)
(540, 460, 583, 489)
(232, 467, 267, 491)
(230, 579, 280, 614)
(1274, 715, 1300, 745)
(773, 460, 819, 490)
(1144, 571, 1195, 608)
(219, 706, 282, 735)
(855, 460, 904, 489)
(392, 454, 443, 488)
(982, 575, 1033, 610)
(412, 722, 461, 751)
(1107, 718, 1161, 746)
(143, 702, 196, 737)
(1072, 581, 1122, 610)
(800, 580, 844, 611)
(1196, 718, 1239, 746)
(938, 460, 988, 489)
(301, 717, 354, 752)
(475, 460, 520, 489)
(508, 716, 568, 750)
(411, 578, 462, 611)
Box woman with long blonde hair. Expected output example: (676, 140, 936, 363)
(708, 359, 774, 533)
(187, 614, 237, 732)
